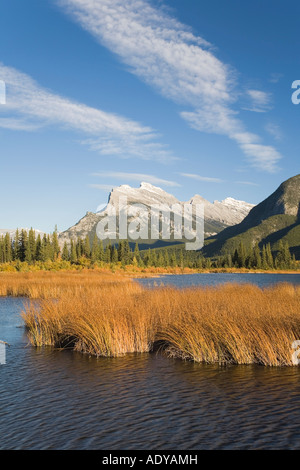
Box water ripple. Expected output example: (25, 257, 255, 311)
(1, 296, 300, 449)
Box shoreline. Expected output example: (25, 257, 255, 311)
(0, 265, 299, 278)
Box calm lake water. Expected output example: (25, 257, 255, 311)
(137, 272, 300, 289)
(1, 273, 300, 450)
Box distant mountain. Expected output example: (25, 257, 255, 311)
(203, 174, 300, 259)
(0, 228, 46, 239)
(59, 182, 254, 247)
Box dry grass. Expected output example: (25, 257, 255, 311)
(5, 270, 297, 366)
(0, 270, 134, 298)
(2, 271, 299, 365)
(156, 283, 300, 366)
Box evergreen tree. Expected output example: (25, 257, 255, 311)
(76, 238, 84, 259)
(237, 241, 247, 268)
(226, 253, 233, 268)
(164, 250, 170, 267)
(179, 250, 184, 268)
(83, 235, 91, 258)
(91, 234, 100, 263)
(157, 251, 165, 267)
(134, 243, 141, 264)
(283, 241, 292, 268)
(196, 255, 204, 269)
(105, 243, 112, 263)
(111, 246, 119, 264)
(99, 240, 104, 262)
(52, 230, 60, 260)
(170, 251, 177, 267)
(62, 242, 69, 261)
(232, 248, 239, 267)
(4, 233, 12, 263)
(25, 228, 36, 263)
(46, 234, 53, 261)
(25, 240, 32, 263)
(252, 243, 262, 269)
(261, 245, 268, 270)
(0, 237, 4, 263)
(266, 243, 274, 269)
(117, 240, 125, 262)
(19, 230, 28, 262)
(13, 229, 20, 261)
(70, 240, 77, 263)
(275, 240, 291, 269)
(35, 234, 42, 261)
(122, 240, 131, 265)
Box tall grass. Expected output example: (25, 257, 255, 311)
(0, 270, 134, 298)
(13, 270, 300, 366)
(157, 283, 300, 366)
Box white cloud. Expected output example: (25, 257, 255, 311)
(89, 184, 116, 192)
(180, 173, 224, 183)
(269, 73, 283, 84)
(0, 117, 40, 131)
(265, 122, 283, 141)
(58, 0, 282, 172)
(243, 89, 272, 113)
(0, 62, 175, 162)
(238, 143, 281, 173)
(92, 171, 180, 187)
(235, 180, 259, 186)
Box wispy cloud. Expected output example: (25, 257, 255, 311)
(243, 89, 272, 113)
(58, 0, 282, 172)
(92, 171, 181, 187)
(269, 73, 283, 84)
(0, 62, 175, 162)
(180, 173, 224, 183)
(235, 180, 259, 186)
(0, 117, 40, 131)
(265, 122, 283, 141)
(89, 183, 116, 192)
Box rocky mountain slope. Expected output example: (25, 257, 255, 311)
(58, 182, 254, 246)
(203, 174, 300, 258)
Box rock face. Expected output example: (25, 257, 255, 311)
(188, 195, 254, 227)
(58, 182, 254, 246)
(203, 174, 300, 258)
(239, 174, 300, 228)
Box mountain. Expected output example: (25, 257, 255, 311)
(59, 182, 254, 247)
(0, 228, 46, 239)
(203, 174, 300, 259)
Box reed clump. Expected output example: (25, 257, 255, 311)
(16, 270, 300, 366)
(157, 283, 300, 366)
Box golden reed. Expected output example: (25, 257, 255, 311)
(1, 271, 299, 366)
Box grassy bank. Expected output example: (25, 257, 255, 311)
(0, 260, 299, 276)
(3, 270, 297, 366)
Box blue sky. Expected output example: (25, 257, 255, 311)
(0, 0, 299, 232)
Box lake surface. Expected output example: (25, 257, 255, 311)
(137, 272, 300, 289)
(1, 273, 300, 450)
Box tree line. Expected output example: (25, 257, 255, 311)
(0, 229, 60, 263)
(215, 240, 296, 270)
(0, 229, 297, 270)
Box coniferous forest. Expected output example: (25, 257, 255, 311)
(0, 229, 297, 271)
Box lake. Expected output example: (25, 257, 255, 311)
(1, 273, 300, 450)
(137, 272, 300, 289)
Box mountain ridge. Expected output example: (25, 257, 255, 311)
(203, 174, 300, 259)
(58, 182, 255, 246)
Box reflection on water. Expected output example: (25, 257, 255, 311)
(137, 272, 300, 289)
(1, 294, 300, 450)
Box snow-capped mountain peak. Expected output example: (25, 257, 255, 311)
(58, 183, 255, 244)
